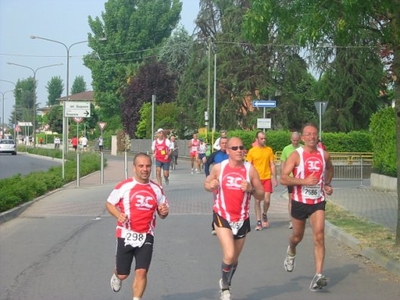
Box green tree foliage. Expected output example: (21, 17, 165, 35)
(70, 76, 87, 94)
(135, 102, 179, 138)
(158, 26, 194, 86)
(84, 0, 182, 118)
(244, 0, 400, 244)
(121, 59, 177, 138)
(45, 76, 64, 106)
(370, 107, 396, 177)
(13, 78, 36, 127)
(47, 105, 63, 134)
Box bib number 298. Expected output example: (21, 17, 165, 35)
(124, 231, 146, 248)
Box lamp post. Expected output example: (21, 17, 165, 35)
(0, 79, 16, 136)
(0, 90, 14, 137)
(30, 36, 92, 179)
(7, 62, 62, 147)
(212, 44, 217, 147)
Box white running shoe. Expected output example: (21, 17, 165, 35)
(288, 221, 293, 229)
(284, 246, 295, 272)
(309, 273, 328, 291)
(219, 279, 231, 300)
(110, 273, 121, 292)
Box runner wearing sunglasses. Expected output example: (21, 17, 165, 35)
(205, 137, 264, 299)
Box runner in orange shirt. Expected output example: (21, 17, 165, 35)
(246, 131, 278, 230)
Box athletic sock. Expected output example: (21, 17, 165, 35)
(221, 262, 232, 289)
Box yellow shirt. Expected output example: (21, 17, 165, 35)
(246, 146, 274, 180)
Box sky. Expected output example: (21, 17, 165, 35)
(0, 0, 200, 124)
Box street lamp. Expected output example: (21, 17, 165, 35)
(0, 79, 16, 134)
(7, 62, 63, 147)
(0, 90, 14, 137)
(30, 35, 106, 179)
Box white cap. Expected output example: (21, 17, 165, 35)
(156, 128, 164, 133)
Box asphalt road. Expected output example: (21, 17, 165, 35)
(0, 152, 60, 179)
(0, 158, 399, 300)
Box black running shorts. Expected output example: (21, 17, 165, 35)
(115, 235, 154, 275)
(213, 212, 251, 239)
(291, 200, 326, 220)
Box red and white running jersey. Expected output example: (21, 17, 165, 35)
(107, 178, 168, 237)
(152, 138, 171, 162)
(213, 160, 251, 222)
(292, 147, 326, 204)
(190, 139, 200, 153)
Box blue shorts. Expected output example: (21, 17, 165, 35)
(199, 153, 206, 160)
(156, 160, 170, 171)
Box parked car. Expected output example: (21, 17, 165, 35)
(0, 139, 17, 155)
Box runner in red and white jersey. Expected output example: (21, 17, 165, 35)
(188, 133, 200, 174)
(151, 128, 171, 187)
(107, 177, 167, 236)
(213, 160, 252, 222)
(292, 146, 326, 205)
(106, 153, 169, 299)
(205, 137, 264, 299)
(280, 123, 333, 292)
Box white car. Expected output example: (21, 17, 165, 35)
(0, 139, 17, 155)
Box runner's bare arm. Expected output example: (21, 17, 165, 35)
(157, 203, 169, 219)
(106, 202, 128, 223)
(204, 163, 221, 192)
(249, 166, 265, 200)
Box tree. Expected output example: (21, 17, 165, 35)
(47, 105, 63, 134)
(84, 0, 182, 119)
(158, 26, 194, 86)
(121, 59, 178, 138)
(244, 0, 400, 244)
(13, 78, 35, 132)
(70, 76, 87, 94)
(46, 76, 64, 106)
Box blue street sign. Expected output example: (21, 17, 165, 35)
(252, 100, 276, 108)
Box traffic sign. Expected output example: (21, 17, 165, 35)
(314, 101, 328, 116)
(65, 101, 91, 118)
(98, 122, 107, 131)
(15, 125, 21, 133)
(257, 118, 271, 129)
(73, 117, 83, 123)
(252, 100, 276, 108)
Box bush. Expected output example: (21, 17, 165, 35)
(370, 107, 396, 177)
(0, 151, 103, 213)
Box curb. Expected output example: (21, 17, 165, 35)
(325, 221, 400, 277)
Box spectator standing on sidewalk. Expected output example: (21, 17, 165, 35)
(280, 123, 333, 291)
(280, 131, 301, 229)
(151, 128, 171, 186)
(246, 131, 278, 230)
(54, 137, 60, 149)
(106, 152, 169, 300)
(98, 136, 104, 152)
(204, 137, 264, 300)
(169, 135, 179, 170)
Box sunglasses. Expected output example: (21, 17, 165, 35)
(229, 146, 245, 151)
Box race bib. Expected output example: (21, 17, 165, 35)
(161, 150, 166, 155)
(229, 220, 244, 235)
(303, 185, 321, 199)
(123, 229, 146, 248)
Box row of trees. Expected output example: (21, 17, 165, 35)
(10, 76, 89, 135)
